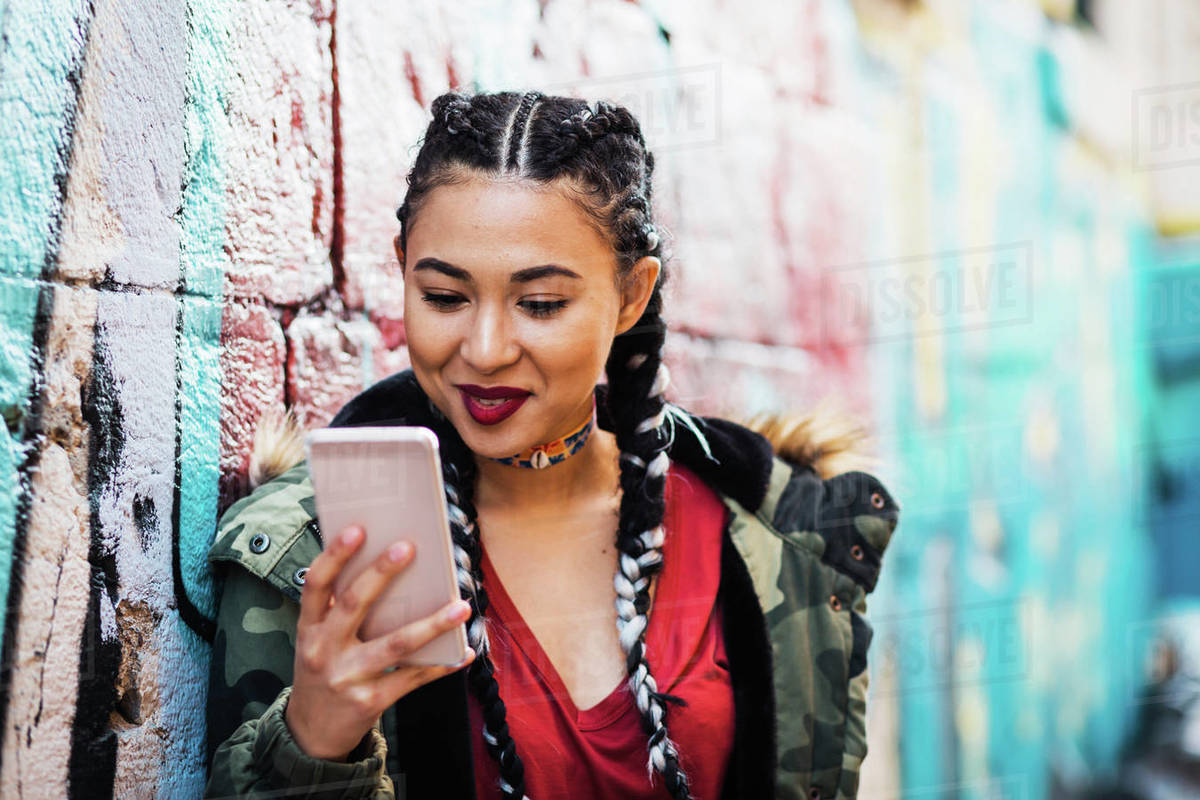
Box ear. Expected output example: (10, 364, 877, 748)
(615, 256, 661, 336)
(394, 233, 406, 275)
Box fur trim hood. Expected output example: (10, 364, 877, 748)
(248, 369, 879, 504)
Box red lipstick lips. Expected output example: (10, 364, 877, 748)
(456, 384, 532, 425)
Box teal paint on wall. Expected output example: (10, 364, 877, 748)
(0, 277, 40, 644)
(176, 297, 224, 638)
(159, 1, 232, 794)
(877, 6, 1160, 798)
(177, 0, 230, 629)
(1141, 254, 1200, 600)
(0, 0, 92, 279)
(180, 0, 230, 301)
(162, 295, 224, 798)
(0, 0, 92, 676)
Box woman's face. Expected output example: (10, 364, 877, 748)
(397, 175, 659, 459)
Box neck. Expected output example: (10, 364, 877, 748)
(473, 398, 619, 513)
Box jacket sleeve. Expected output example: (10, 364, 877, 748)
(204, 563, 396, 799)
(821, 469, 897, 800)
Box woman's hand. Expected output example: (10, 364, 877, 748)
(284, 523, 476, 762)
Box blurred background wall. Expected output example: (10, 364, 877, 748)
(0, 0, 1197, 797)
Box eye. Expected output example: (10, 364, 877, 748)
(520, 299, 569, 318)
(870, 492, 885, 509)
(421, 293, 568, 318)
(421, 292, 465, 310)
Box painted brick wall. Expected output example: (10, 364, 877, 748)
(0, 0, 1194, 797)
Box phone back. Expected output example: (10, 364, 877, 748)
(304, 426, 468, 666)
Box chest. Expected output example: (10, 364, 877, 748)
(380, 483, 781, 800)
(476, 501, 658, 712)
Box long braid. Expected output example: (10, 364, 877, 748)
(605, 289, 694, 798)
(431, 397, 529, 800)
(398, 89, 705, 800)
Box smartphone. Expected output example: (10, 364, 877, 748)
(303, 425, 468, 667)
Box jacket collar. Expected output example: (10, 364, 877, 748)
(327, 368, 778, 514)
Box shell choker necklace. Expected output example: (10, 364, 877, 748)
(487, 395, 597, 469)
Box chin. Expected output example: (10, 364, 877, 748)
(444, 408, 529, 457)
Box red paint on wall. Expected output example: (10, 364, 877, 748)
(404, 50, 424, 107)
(370, 311, 406, 350)
(330, 4, 347, 300)
(218, 301, 287, 513)
(806, 0, 830, 106)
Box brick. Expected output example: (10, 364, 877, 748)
(224, 0, 334, 305)
(285, 312, 379, 429)
(335, 0, 440, 311)
(219, 300, 286, 511)
(662, 331, 871, 424)
(368, 310, 410, 380)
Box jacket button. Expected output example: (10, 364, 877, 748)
(850, 544, 864, 561)
(293, 567, 308, 586)
(829, 594, 842, 611)
(249, 533, 270, 554)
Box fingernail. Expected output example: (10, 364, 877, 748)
(387, 542, 411, 563)
(444, 600, 470, 622)
(341, 526, 362, 546)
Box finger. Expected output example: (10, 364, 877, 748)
(375, 647, 477, 705)
(356, 598, 472, 677)
(297, 524, 365, 630)
(326, 540, 415, 635)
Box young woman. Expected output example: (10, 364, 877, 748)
(204, 90, 900, 800)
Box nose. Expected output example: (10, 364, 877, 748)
(460, 300, 520, 373)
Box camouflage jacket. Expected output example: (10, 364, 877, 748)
(204, 369, 900, 800)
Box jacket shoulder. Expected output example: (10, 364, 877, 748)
(207, 460, 323, 604)
(731, 455, 900, 594)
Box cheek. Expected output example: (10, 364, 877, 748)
(403, 301, 455, 361)
(524, 311, 614, 364)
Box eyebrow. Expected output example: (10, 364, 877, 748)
(412, 257, 582, 283)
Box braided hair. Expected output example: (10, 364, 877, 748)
(397, 89, 710, 800)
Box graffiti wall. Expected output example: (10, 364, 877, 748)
(0, 0, 1195, 797)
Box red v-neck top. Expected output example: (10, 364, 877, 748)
(467, 461, 735, 799)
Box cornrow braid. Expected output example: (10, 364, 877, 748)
(398, 89, 706, 800)
(502, 90, 542, 171)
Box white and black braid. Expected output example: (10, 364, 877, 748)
(432, 408, 531, 800)
(605, 293, 696, 800)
